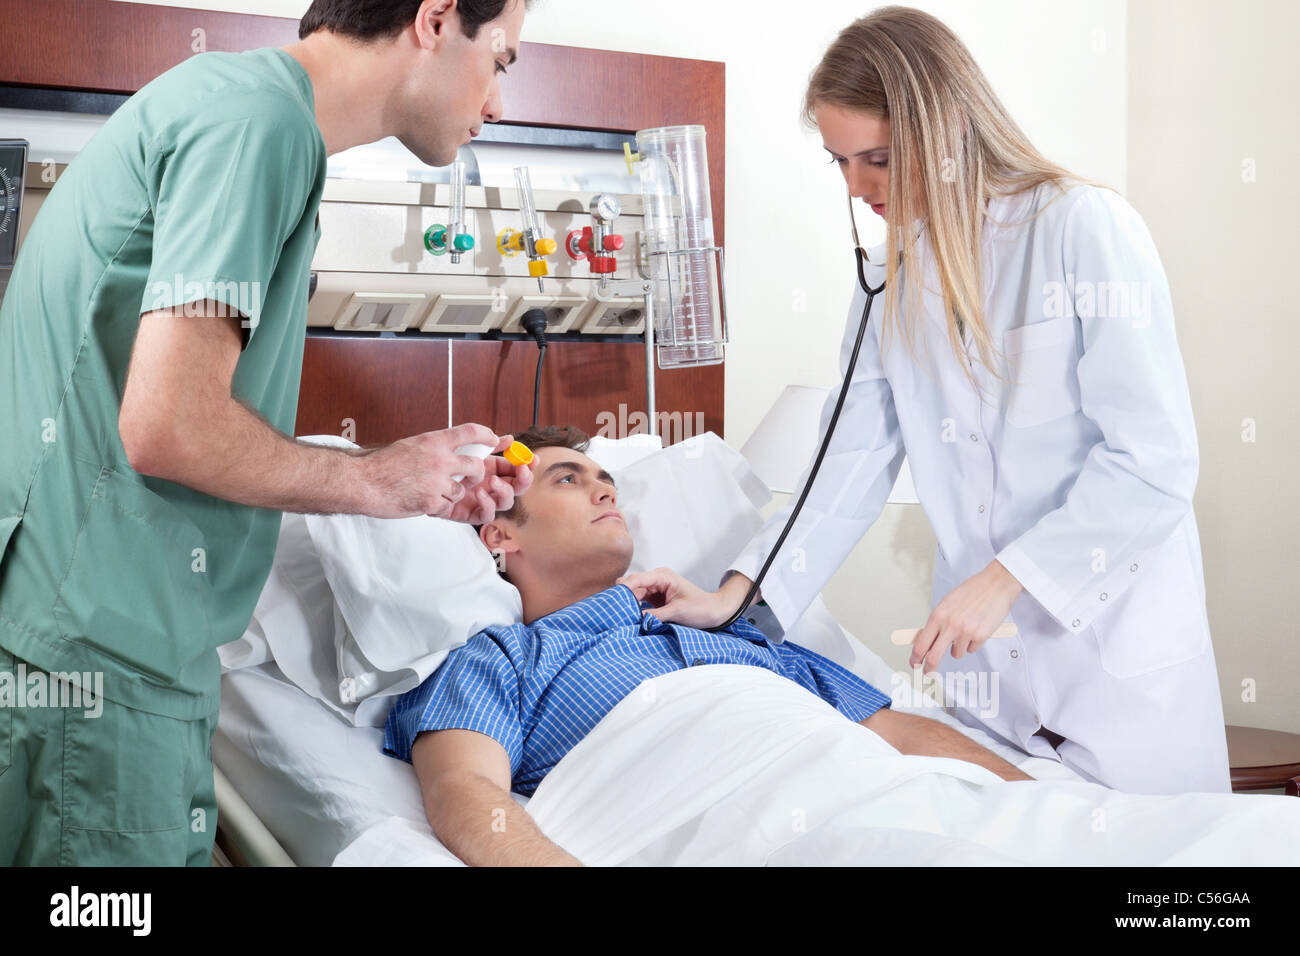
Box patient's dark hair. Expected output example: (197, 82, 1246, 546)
(475, 424, 591, 581)
(298, 0, 529, 42)
(495, 424, 590, 524)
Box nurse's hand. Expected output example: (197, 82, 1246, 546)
(910, 560, 1024, 675)
(446, 447, 535, 525)
(359, 424, 533, 523)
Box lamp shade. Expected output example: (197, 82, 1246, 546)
(739, 384, 919, 503)
(739, 386, 831, 495)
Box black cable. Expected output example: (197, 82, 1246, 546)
(708, 246, 885, 632)
(520, 308, 549, 428)
(531, 345, 546, 427)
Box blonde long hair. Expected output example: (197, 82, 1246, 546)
(804, 5, 1112, 391)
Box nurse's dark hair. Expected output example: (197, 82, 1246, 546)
(299, 0, 529, 42)
(802, 5, 1112, 396)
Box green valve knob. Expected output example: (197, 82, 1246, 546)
(453, 234, 475, 253)
(424, 225, 447, 254)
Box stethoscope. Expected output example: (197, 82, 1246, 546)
(710, 188, 888, 632)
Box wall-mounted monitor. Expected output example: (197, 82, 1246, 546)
(0, 139, 28, 267)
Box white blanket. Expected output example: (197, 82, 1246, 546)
(335, 664, 1300, 866)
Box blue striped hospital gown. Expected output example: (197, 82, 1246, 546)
(382, 583, 891, 796)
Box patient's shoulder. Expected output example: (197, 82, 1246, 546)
(446, 623, 531, 672)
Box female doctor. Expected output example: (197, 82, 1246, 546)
(619, 6, 1231, 795)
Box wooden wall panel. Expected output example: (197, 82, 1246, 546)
(295, 338, 450, 445)
(0, 0, 300, 93)
(452, 341, 722, 444)
(0, 0, 727, 446)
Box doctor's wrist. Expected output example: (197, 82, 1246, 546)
(990, 559, 1024, 598)
(721, 570, 760, 608)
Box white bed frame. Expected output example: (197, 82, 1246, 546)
(213, 763, 297, 867)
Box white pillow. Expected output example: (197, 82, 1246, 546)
(264, 430, 867, 725)
(584, 432, 664, 471)
(218, 436, 361, 721)
(300, 431, 771, 723)
(305, 507, 522, 727)
(607, 433, 873, 674)
(601, 431, 770, 588)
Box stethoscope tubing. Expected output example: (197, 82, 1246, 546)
(710, 245, 884, 632)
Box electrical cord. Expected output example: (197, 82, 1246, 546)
(520, 308, 548, 428)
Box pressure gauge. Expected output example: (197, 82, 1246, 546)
(590, 193, 621, 224)
(0, 168, 11, 233)
(0, 140, 28, 268)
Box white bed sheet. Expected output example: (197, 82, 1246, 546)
(213, 661, 527, 867)
(494, 666, 1300, 865)
(213, 620, 1084, 866)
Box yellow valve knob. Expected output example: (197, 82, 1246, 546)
(534, 237, 557, 256)
(623, 141, 641, 177)
(496, 227, 525, 256)
(527, 259, 549, 279)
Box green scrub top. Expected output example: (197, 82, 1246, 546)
(0, 48, 327, 719)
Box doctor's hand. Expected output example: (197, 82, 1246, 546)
(617, 567, 750, 630)
(357, 423, 533, 523)
(910, 560, 1024, 675)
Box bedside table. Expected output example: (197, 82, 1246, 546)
(1226, 725, 1300, 796)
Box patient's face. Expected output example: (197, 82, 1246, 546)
(481, 446, 633, 582)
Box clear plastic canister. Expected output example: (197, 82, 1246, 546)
(635, 125, 727, 368)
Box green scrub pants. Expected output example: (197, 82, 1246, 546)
(0, 649, 219, 866)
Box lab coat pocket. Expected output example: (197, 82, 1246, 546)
(1001, 316, 1083, 428)
(52, 465, 213, 685)
(1089, 528, 1210, 679)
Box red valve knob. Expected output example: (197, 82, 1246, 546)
(592, 256, 617, 274)
(565, 228, 588, 260)
(602, 234, 624, 252)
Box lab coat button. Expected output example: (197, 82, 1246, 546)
(1099, 592, 1108, 601)
(692, 658, 705, 666)
(1010, 649, 1019, 659)
(977, 504, 985, 513)
(969, 433, 978, 442)
(1130, 563, 1138, 572)
(1071, 618, 1081, 628)
(339, 677, 357, 704)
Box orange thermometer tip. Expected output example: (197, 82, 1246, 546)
(503, 441, 534, 467)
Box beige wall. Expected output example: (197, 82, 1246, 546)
(1128, 0, 1299, 734)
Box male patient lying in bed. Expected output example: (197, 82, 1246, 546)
(381, 425, 1032, 866)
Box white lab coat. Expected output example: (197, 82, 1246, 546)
(727, 180, 1232, 795)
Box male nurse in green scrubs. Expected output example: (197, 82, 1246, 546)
(0, 0, 531, 865)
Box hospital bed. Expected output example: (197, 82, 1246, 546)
(212, 433, 1300, 867)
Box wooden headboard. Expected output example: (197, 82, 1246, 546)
(0, 0, 726, 446)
